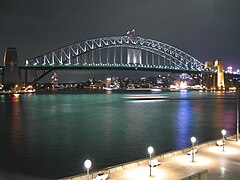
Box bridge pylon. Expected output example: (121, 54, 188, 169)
(3, 48, 20, 87)
(214, 60, 225, 90)
(203, 60, 225, 90)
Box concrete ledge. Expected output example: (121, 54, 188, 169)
(180, 169, 208, 180)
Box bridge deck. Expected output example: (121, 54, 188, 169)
(19, 65, 207, 74)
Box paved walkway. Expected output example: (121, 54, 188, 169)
(64, 137, 240, 180)
(101, 138, 240, 180)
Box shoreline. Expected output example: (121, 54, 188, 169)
(0, 88, 237, 95)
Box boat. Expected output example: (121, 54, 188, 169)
(150, 88, 162, 93)
(20, 85, 36, 93)
(126, 88, 151, 91)
(104, 87, 120, 91)
(104, 87, 114, 91)
(124, 94, 168, 100)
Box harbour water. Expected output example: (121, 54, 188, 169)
(0, 90, 237, 179)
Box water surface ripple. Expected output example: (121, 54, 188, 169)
(0, 90, 237, 179)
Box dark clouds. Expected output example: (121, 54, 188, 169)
(1, 0, 240, 69)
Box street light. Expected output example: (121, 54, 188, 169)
(84, 159, 92, 180)
(236, 79, 239, 141)
(191, 136, 196, 162)
(221, 129, 226, 151)
(148, 146, 154, 176)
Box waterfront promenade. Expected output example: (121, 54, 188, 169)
(62, 135, 240, 180)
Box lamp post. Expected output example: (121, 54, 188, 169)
(148, 146, 154, 176)
(221, 129, 226, 151)
(236, 79, 239, 141)
(84, 159, 92, 180)
(191, 136, 196, 162)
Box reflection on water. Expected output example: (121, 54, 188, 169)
(0, 91, 237, 179)
(176, 96, 192, 147)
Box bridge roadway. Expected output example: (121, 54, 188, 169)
(63, 135, 240, 180)
(19, 65, 207, 74)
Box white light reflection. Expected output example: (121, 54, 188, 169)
(207, 146, 239, 155)
(220, 167, 226, 178)
(127, 99, 167, 103)
(124, 166, 167, 179)
(174, 154, 213, 166)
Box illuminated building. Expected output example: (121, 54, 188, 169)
(51, 71, 59, 88)
(227, 66, 233, 74)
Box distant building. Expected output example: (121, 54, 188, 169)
(3, 48, 19, 86)
(51, 71, 59, 88)
(227, 66, 233, 74)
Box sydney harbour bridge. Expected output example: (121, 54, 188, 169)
(1, 35, 239, 89)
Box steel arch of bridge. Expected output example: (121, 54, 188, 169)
(26, 36, 208, 72)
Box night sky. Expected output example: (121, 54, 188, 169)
(1, 0, 240, 81)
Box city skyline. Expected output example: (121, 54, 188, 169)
(1, 0, 240, 80)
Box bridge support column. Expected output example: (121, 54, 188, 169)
(204, 60, 225, 90)
(3, 48, 20, 88)
(0, 67, 3, 84)
(24, 70, 28, 85)
(204, 61, 215, 89)
(214, 60, 225, 90)
(202, 72, 214, 90)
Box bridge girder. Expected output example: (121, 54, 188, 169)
(26, 36, 211, 72)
